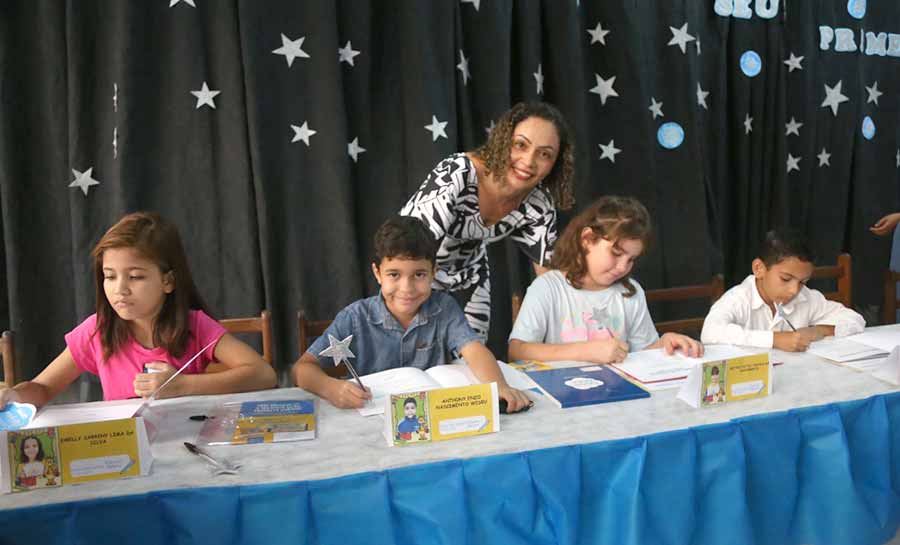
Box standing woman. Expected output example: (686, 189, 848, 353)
(401, 102, 575, 338)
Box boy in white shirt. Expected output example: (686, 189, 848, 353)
(701, 229, 865, 351)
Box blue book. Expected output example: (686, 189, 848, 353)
(525, 366, 649, 408)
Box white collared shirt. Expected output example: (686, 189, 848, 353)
(700, 275, 866, 348)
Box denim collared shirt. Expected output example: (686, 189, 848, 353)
(307, 291, 481, 375)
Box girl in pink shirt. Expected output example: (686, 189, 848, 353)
(0, 212, 276, 407)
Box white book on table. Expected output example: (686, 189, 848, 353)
(355, 361, 532, 416)
(807, 338, 888, 364)
(611, 345, 755, 385)
(843, 328, 900, 354)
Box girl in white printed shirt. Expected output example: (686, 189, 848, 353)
(509, 196, 702, 364)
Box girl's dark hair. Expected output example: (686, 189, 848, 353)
(550, 196, 653, 296)
(758, 229, 815, 267)
(473, 102, 575, 211)
(374, 216, 438, 266)
(91, 212, 208, 361)
(19, 436, 45, 462)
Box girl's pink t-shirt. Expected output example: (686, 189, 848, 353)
(65, 310, 227, 401)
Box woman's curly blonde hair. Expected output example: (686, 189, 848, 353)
(473, 102, 575, 210)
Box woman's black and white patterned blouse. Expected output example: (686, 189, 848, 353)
(400, 153, 558, 337)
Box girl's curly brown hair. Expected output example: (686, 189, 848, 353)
(473, 102, 575, 210)
(551, 196, 653, 297)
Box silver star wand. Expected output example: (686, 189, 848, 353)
(319, 334, 367, 391)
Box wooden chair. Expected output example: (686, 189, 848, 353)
(207, 310, 273, 373)
(883, 270, 900, 325)
(645, 275, 725, 335)
(810, 253, 852, 308)
(297, 310, 345, 378)
(0, 331, 17, 387)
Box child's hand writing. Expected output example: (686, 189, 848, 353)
(773, 328, 818, 352)
(497, 385, 532, 413)
(585, 337, 629, 364)
(660, 333, 704, 357)
(133, 362, 178, 398)
(325, 379, 372, 409)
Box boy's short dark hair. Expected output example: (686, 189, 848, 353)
(403, 397, 417, 407)
(373, 216, 438, 266)
(758, 229, 815, 267)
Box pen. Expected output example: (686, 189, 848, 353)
(775, 303, 797, 331)
(189, 415, 215, 421)
(183, 442, 240, 473)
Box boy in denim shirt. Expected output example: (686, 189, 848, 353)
(293, 216, 532, 412)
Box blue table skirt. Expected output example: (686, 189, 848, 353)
(5, 392, 900, 545)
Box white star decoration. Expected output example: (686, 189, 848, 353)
(696, 82, 709, 110)
(190, 82, 220, 109)
(424, 115, 448, 141)
(786, 154, 801, 173)
(484, 120, 495, 135)
(785, 117, 803, 136)
(318, 335, 356, 367)
(338, 41, 361, 66)
(169, 0, 195, 7)
(817, 148, 831, 167)
(460, 0, 480, 10)
(668, 23, 695, 54)
(534, 64, 544, 95)
(589, 74, 618, 105)
(290, 122, 316, 146)
(696, 38, 701, 56)
(783, 53, 804, 72)
(598, 140, 621, 163)
(587, 22, 610, 45)
(821, 81, 849, 116)
(272, 34, 310, 67)
(648, 97, 664, 119)
(743, 114, 753, 134)
(896, 148, 900, 168)
(348, 138, 366, 162)
(865, 81, 882, 106)
(69, 167, 100, 196)
(457, 50, 471, 85)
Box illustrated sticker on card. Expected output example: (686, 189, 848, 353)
(677, 353, 771, 408)
(383, 383, 499, 446)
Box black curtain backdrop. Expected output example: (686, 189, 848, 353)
(1, 1, 898, 385)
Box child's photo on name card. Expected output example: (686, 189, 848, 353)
(391, 392, 430, 445)
(8, 427, 61, 492)
(702, 363, 726, 406)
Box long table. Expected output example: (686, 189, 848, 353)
(3, 330, 900, 545)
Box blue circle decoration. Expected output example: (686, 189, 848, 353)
(657, 122, 685, 149)
(847, 0, 866, 19)
(740, 51, 762, 77)
(862, 116, 876, 140)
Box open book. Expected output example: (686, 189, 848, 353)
(611, 345, 756, 391)
(807, 338, 889, 368)
(356, 362, 534, 416)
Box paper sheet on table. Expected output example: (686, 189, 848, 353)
(871, 346, 900, 385)
(26, 399, 146, 429)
